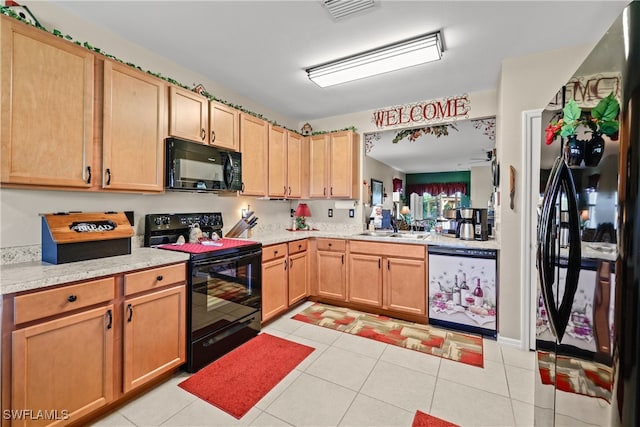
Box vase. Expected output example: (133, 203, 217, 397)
(565, 135, 584, 167)
(584, 133, 605, 167)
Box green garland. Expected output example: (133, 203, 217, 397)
(391, 124, 457, 144)
(0, 7, 357, 136)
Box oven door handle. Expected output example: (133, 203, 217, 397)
(192, 249, 262, 267)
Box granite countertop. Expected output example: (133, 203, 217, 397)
(248, 229, 501, 250)
(0, 247, 190, 295)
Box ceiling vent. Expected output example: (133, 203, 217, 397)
(323, 0, 376, 21)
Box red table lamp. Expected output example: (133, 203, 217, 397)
(295, 203, 312, 230)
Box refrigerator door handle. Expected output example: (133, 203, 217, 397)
(537, 157, 581, 341)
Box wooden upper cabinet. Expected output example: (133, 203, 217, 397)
(309, 134, 329, 198)
(268, 125, 287, 198)
(209, 100, 239, 151)
(329, 131, 360, 198)
(1, 17, 94, 188)
(168, 86, 208, 143)
(102, 60, 166, 192)
(240, 113, 268, 196)
(287, 131, 308, 199)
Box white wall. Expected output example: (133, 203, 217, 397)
(470, 165, 492, 208)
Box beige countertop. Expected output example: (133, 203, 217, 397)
(0, 230, 500, 296)
(0, 247, 190, 295)
(248, 229, 501, 250)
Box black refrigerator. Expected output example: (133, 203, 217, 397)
(535, 1, 640, 425)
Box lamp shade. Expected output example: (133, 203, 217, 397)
(400, 206, 411, 215)
(295, 203, 311, 217)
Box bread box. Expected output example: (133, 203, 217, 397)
(41, 212, 134, 264)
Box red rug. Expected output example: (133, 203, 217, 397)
(412, 410, 459, 427)
(178, 333, 314, 419)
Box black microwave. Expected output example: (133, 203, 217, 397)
(165, 138, 242, 192)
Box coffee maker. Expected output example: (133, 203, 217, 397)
(473, 208, 488, 241)
(459, 208, 474, 240)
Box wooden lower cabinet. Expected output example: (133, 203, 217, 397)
(348, 253, 383, 307)
(123, 285, 186, 393)
(288, 250, 308, 305)
(316, 243, 347, 300)
(348, 241, 427, 316)
(5, 263, 187, 427)
(261, 247, 288, 323)
(11, 305, 115, 427)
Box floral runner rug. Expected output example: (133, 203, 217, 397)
(292, 302, 484, 368)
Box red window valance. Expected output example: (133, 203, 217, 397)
(406, 182, 467, 196)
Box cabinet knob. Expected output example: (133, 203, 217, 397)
(156, 275, 164, 281)
(201, 128, 206, 140)
(211, 130, 216, 142)
(298, 244, 302, 250)
(328, 243, 332, 247)
(67, 295, 77, 303)
(274, 250, 278, 255)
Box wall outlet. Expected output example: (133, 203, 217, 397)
(328, 209, 333, 218)
(348, 208, 354, 218)
(290, 208, 295, 218)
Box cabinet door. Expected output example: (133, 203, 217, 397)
(317, 251, 346, 300)
(12, 305, 114, 427)
(240, 114, 269, 196)
(102, 60, 166, 192)
(209, 100, 239, 151)
(123, 285, 186, 393)
(1, 17, 94, 188)
(309, 134, 329, 198)
(268, 125, 287, 198)
(349, 253, 383, 307)
(287, 132, 307, 198)
(262, 256, 288, 322)
(329, 131, 356, 198)
(288, 251, 309, 305)
(168, 86, 208, 143)
(385, 257, 426, 315)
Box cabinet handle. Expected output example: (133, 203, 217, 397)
(127, 304, 133, 322)
(156, 275, 164, 281)
(290, 258, 293, 269)
(106, 310, 113, 329)
(298, 244, 302, 250)
(378, 259, 381, 269)
(284, 259, 287, 270)
(241, 182, 245, 192)
(201, 128, 206, 140)
(387, 260, 390, 270)
(330, 187, 333, 196)
(86, 166, 91, 184)
(274, 250, 278, 256)
(342, 255, 344, 264)
(288, 187, 291, 195)
(67, 295, 77, 303)
(211, 130, 216, 142)
(105, 168, 111, 185)
(324, 187, 327, 196)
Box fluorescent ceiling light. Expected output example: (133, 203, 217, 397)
(306, 31, 443, 88)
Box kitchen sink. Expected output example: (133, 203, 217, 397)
(390, 233, 428, 239)
(357, 231, 396, 237)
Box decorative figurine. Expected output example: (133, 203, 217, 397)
(301, 122, 313, 136)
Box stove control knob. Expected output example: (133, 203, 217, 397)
(154, 217, 162, 225)
(162, 217, 170, 225)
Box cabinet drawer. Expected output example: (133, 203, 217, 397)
(125, 263, 186, 296)
(288, 239, 308, 255)
(14, 277, 116, 324)
(262, 243, 288, 262)
(316, 239, 346, 252)
(349, 241, 425, 259)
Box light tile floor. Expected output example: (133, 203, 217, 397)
(91, 301, 538, 427)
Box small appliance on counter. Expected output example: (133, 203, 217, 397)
(473, 208, 488, 241)
(458, 208, 474, 240)
(41, 211, 134, 264)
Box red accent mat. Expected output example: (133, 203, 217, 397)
(178, 333, 314, 419)
(412, 410, 459, 427)
(293, 303, 484, 368)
